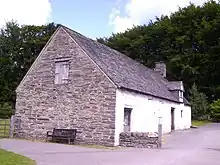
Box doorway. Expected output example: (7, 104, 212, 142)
(171, 108, 175, 131)
(124, 108, 132, 132)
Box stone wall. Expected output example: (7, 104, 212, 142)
(119, 132, 158, 148)
(15, 27, 116, 146)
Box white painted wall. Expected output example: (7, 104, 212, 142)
(114, 89, 191, 146)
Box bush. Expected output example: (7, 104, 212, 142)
(0, 102, 12, 118)
(210, 99, 220, 122)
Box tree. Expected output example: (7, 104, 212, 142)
(0, 21, 58, 118)
(97, 0, 220, 102)
(189, 83, 209, 120)
(210, 99, 220, 122)
(0, 102, 12, 119)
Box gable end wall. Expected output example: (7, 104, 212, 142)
(15, 27, 116, 146)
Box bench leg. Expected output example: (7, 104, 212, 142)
(68, 138, 70, 145)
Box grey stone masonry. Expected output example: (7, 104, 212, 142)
(119, 132, 158, 148)
(15, 27, 117, 146)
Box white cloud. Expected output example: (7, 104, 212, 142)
(109, 0, 216, 33)
(0, 0, 52, 26)
(109, 8, 138, 33)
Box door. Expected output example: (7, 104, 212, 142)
(124, 108, 132, 132)
(171, 108, 175, 131)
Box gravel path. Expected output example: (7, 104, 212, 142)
(1, 123, 220, 165)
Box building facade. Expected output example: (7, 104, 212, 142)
(15, 25, 191, 146)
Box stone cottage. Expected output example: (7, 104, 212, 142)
(15, 25, 191, 147)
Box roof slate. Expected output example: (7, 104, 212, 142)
(168, 81, 184, 91)
(63, 26, 184, 103)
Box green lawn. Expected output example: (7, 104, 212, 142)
(0, 119, 10, 138)
(192, 120, 210, 127)
(0, 149, 35, 165)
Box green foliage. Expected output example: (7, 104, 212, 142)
(97, 0, 220, 101)
(0, 102, 12, 119)
(0, 21, 58, 118)
(192, 120, 210, 126)
(210, 99, 220, 122)
(190, 84, 209, 120)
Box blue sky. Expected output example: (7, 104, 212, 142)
(51, 0, 121, 38)
(0, 0, 214, 39)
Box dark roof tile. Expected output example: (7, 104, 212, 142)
(168, 81, 184, 91)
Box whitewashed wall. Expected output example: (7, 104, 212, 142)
(114, 89, 191, 146)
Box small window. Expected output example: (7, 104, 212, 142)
(55, 61, 69, 84)
(179, 91, 183, 99)
(181, 110, 183, 118)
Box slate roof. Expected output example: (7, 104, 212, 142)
(63, 26, 186, 103)
(168, 81, 185, 91)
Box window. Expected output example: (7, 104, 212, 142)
(181, 110, 183, 118)
(179, 91, 183, 99)
(55, 61, 69, 84)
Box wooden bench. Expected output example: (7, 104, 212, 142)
(46, 128, 77, 144)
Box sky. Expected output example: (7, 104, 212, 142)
(0, 0, 216, 39)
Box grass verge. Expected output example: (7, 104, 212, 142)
(192, 120, 210, 127)
(0, 149, 36, 165)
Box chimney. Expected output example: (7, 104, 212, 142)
(154, 61, 166, 77)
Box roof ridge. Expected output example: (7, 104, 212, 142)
(59, 24, 84, 37)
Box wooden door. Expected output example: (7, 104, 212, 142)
(124, 108, 132, 132)
(171, 108, 175, 131)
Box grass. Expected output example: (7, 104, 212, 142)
(0, 119, 10, 138)
(192, 120, 210, 127)
(0, 149, 36, 165)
